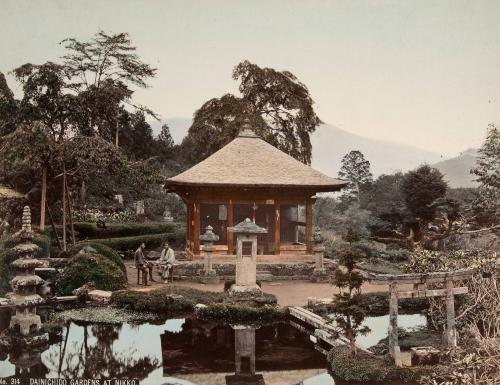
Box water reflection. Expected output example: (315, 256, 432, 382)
(0, 309, 429, 385)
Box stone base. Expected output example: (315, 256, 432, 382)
(200, 269, 220, 284)
(410, 346, 440, 366)
(310, 268, 329, 282)
(225, 374, 265, 385)
(229, 284, 263, 296)
(224, 284, 275, 307)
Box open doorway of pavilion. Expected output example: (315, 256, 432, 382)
(198, 203, 308, 256)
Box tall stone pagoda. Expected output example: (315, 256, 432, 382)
(2, 206, 48, 347)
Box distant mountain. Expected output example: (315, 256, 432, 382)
(311, 123, 443, 177)
(151, 118, 466, 181)
(432, 148, 478, 188)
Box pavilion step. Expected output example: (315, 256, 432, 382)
(257, 271, 273, 282)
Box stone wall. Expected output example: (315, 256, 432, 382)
(174, 261, 337, 281)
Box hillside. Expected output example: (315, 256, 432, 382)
(310, 123, 442, 177)
(432, 149, 478, 188)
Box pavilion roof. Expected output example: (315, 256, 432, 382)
(165, 127, 347, 191)
(0, 184, 25, 199)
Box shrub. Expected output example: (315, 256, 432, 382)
(197, 304, 284, 323)
(328, 346, 412, 382)
(68, 242, 125, 273)
(72, 222, 180, 239)
(56, 253, 127, 295)
(111, 286, 225, 314)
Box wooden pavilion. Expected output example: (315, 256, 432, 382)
(165, 125, 347, 259)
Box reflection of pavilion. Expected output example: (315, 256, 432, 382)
(160, 319, 326, 384)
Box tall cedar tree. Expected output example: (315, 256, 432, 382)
(182, 60, 321, 165)
(401, 165, 448, 223)
(338, 150, 373, 203)
(471, 124, 500, 225)
(330, 247, 370, 356)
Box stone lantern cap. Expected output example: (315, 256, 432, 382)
(229, 218, 268, 234)
(200, 225, 220, 242)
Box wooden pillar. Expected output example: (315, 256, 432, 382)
(388, 282, 402, 367)
(445, 279, 457, 348)
(306, 199, 313, 253)
(186, 202, 191, 252)
(193, 201, 200, 255)
(274, 200, 281, 255)
(227, 200, 234, 255)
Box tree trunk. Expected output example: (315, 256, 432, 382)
(65, 179, 76, 246)
(80, 180, 87, 203)
(47, 202, 62, 251)
(40, 166, 47, 231)
(115, 121, 119, 147)
(62, 164, 67, 251)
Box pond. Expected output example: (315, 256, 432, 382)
(0, 310, 423, 385)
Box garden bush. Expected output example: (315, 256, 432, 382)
(328, 346, 412, 382)
(72, 222, 180, 239)
(197, 304, 284, 323)
(90, 231, 184, 254)
(111, 286, 224, 313)
(56, 253, 127, 295)
(68, 242, 125, 273)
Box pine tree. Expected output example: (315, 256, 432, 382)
(330, 248, 370, 356)
(338, 150, 373, 202)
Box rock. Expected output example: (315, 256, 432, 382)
(411, 346, 440, 366)
(195, 303, 207, 310)
(88, 289, 112, 304)
(78, 245, 98, 255)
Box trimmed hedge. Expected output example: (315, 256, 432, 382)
(0, 234, 51, 295)
(197, 304, 284, 323)
(68, 242, 126, 273)
(111, 286, 225, 313)
(56, 253, 127, 295)
(72, 222, 181, 239)
(90, 231, 184, 253)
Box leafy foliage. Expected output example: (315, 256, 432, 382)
(470, 124, 499, 225)
(182, 60, 321, 165)
(330, 248, 370, 356)
(401, 165, 448, 223)
(56, 253, 127, 295)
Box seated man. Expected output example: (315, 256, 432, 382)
(134, 243, 156, 285)
(159, 241, 175, 283)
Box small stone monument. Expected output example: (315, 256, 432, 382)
(311, 227, 328, 282)
(200, 225, 219, 284)
(0, 206, 48, 348)
(163, 208, 174, 223)
(228, 218, 267, 297)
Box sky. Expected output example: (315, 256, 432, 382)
(1, 0, 499, 157)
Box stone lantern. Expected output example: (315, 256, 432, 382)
(0, 206, 48, 348)
(311, 227, 328, 282)
(200, 225, 219, 284)
(228, 218, 267, 296)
